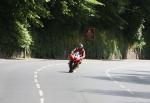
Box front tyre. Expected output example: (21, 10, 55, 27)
(69, 61, 74, 73)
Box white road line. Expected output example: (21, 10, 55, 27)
(138, 76, 145, 80)
(36, 84, 41, 89)
(34, 72, 38, 75)
(34, 75, 38, 78)
(34, 63, 64, 103)
(119, 84, 125, 89)
(126, 89, 135, 95)
(40, 98, 44, 103)
(34, 79, 38, 83)
(105, 65, 149, 96)
(37, 69, 42, 72)
(39, 90, 44, 96)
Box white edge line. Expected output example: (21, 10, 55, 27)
(105, 65, 149, 95)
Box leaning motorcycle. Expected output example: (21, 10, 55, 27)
(68, 52, 81, 73)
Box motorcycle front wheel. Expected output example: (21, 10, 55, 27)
(69, 61, 79, 73)
(69, 61, 74, 73)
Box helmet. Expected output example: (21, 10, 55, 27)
(79, 43, 84, 48)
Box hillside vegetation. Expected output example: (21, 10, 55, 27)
(0, 0, 150, 59)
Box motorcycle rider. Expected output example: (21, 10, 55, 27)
(70, 43, 86, 64)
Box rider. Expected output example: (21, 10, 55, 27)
(71, 43, 86, 63)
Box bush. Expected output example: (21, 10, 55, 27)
(16, 21, 33, 57)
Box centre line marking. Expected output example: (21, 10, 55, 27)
(34, 63, 64, 103)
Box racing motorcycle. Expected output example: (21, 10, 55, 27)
(68, 52, 81, 73)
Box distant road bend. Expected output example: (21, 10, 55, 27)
(0, 59, 150, 103)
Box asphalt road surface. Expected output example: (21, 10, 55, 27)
(0, 59, 150, 103)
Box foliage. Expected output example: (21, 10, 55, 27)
(0, 0, 150, 59)
(134, 19, 146, 49)
(15, 21, 33, 53)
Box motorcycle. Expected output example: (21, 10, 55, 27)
(68, 52, 81, 73)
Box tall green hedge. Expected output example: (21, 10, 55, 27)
(31, 27, 128, 59)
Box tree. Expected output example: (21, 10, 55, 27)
(0, 0, 51, 57)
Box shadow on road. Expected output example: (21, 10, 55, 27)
(111, 72, 150, 85)
(84, 70, 150, 85)
(59, 71, 70, 73)
(80, 89, 150, 99)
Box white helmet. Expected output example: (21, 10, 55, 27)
(79, 43, 84, 48)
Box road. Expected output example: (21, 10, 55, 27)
(0, 59, 150, 103)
